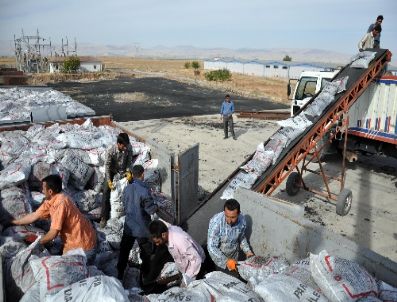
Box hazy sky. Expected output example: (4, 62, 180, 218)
(1, 0, 396, 56)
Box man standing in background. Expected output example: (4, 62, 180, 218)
(220, 94, 237, 140)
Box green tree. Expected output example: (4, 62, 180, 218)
(184, 62, 191, 69)
(283, 55, 292, 62)
(204, 69, 232, 81)
(63, 56, 80, 73)
(191, 61, 200, 76)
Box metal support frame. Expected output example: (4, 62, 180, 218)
(253, 50, 391, 197)
(294, 114, 350, 204)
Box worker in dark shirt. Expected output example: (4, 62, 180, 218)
(100, 132, 133, 228)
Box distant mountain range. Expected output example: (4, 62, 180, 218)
(0, 40, 351, 64)
(77, 43, 353, 64)
(1, 41, 395, 67)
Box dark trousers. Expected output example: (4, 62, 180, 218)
(117, 226, 173, 285)
(117, 227, 151, 280)
(223, 115, 235, 138)
(100, 173, 114, 221)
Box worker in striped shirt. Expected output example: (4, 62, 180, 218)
(207, 199, 254, 278)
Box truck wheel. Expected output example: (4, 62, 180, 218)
(336, 189, 352, 216)
(286, 172, 301, 196)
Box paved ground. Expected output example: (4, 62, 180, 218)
(49, 77, 287, 122)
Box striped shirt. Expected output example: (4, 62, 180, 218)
(207, 212, 252, 269)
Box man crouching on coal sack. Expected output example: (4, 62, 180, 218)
(149, 219, 206, 288)
(207, 199, 254, 279)
(11, 174, 97, 263)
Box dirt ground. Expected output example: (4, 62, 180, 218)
(1, 56, 290, 104)
(121, 115, 397, 263)
(48, 77, 287, 122)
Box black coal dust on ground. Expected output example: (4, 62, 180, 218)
(49, 77, 287, 122)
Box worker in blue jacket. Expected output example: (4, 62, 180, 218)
(117, 164, 171, 285)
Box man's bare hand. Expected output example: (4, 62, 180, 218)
(246, 251, 255, 258)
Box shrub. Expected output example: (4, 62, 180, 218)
(63, 56, 80, 73)
(204, 69, 232, 81)
(283, 55, 292, 62)
(191, 61, 200, 70)
(184, 62, 191, 69)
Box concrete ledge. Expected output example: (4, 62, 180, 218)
(235, 188, 397, 286)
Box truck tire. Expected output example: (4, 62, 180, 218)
(336, 188, 353, 216)
(286, 172, 301, 196)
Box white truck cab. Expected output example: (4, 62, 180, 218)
(289, 70, 339, 116)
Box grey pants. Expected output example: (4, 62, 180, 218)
(223, 115, 235, 138)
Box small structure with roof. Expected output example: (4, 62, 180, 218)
(48, 56, 103, 73)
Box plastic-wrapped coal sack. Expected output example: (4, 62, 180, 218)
(0, 87, 95, 122)
(238, 255, 289, 285)
(240, 142, 273, 175)
(30, 249, 88, 300)
(253, 274, 328, 302)
(61, 152, 95, 190)
(200, 271, 263, 301)
(0, 161, 32, 189)
(143, 159, 161, 192)
(351, 51, 376, 69)
(310, 250, 378, 302)
(45, 276, 129, 302)
(221, 171, 258, 200)
(5, 236, 49, 302)
(0, 236, 27, 259)
(0, 186, 32, 221)
(110, 177, 128, 219)
(0, 130, 29, 165)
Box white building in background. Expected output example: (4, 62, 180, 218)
(244, 61, 265, 76)
(203, 58, 336, 79)
(49, 56, 103, 73)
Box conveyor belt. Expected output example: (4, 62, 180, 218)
(185, 49, 391, 244)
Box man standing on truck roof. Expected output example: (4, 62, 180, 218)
(358, 24, 382, 51)
(207, 199, 254, 278)
(100, 132, 133, 228)
(117, 164, 164, 284)
(149, 219, 206, 287)
(367, 15, 383, 48)
(11, 174, 97, 262)
(220, 94, 237, 140)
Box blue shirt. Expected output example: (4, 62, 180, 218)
(123, 179, 157, 238)
(220, 100, 235, 116)
(207, 212, 252, 269)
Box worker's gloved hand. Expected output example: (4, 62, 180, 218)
(150, 212, 159, 221)
(125, 171, 133, 182)
(24, 234, 38, 244)
(226, 259, 238, 271)
(107, 180, 115, 191)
